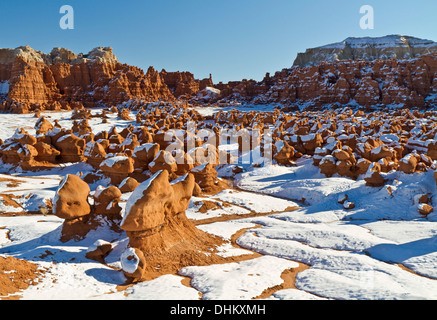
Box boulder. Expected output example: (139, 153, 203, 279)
(418, 203, 434, 216)
(53, 174, 91, 220)
(93, 186, 123, 218)
(53, 133, 86, 163)
(364, 163, 386, 187)
(85, 240, 113, 263)
(100, 155, 135, 185)
(119, 177, 140, 193)
(399, 153, 418, 174)
(191, 163, 228, 195)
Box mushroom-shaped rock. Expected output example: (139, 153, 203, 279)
(54, 133, 86, 163)
(84, 142, 107, 168)
(100, 155, 134, 185)
(273, 140, 295, 167)
(369, 145, 395, 163)
(399, 153, 418, 174)
(148, 150, 178, 176)
(356, 158, 372, 175)
(187, 145, 220, 167)
(364, 163, 386, 187)
(35, 117, 54, 135)
(121, 170, 180, 232)
(332, 149, 350, 161)
(132, 143, 160, 170)
(336, 160, 354, 178)
(173, 150, 195, 176)
(53, 174, 91, 220)
(11, 128, 37, 146)
(120, 170, 224, 281)
(301, 133, 323, 154)
(0, 141, 38, 165)
(319, 155, 337, 177)
(121, 133, 140, 151)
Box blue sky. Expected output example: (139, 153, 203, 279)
(1, 0, 437, 82)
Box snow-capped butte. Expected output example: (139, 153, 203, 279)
(293, 35, 437, 67)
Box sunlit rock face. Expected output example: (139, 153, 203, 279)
(292, 35, 437, 67)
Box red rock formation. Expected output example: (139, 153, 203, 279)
(215, 53, 437, 109)
(53, 174, 91, 220)
(0, 46, 174, 113)
(93, 186, 123, 218)
(120, 170, 224, 281)
(160, 70, 213, 98)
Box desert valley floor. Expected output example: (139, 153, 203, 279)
(1, 104, 437, 301)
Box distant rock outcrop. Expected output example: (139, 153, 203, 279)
(215, 51, 437, 109)
(292, 35, 437, 67)
(0, 46, 174, 113)
(160, 70, 213, 98)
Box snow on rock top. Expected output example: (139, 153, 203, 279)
(120, 247, 140, 274)
(121, 171, 160, 225)
(293, 35, 437, 67)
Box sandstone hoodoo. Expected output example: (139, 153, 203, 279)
(93, 186, 123, 218)
(119, 170, 224, 282)
(53, 174, 126, 242)
(53, 174, 91, 220)
(99, 155, 135, 185)
(53, 174, 94, 242)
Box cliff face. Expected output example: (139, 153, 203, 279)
(0, 46, 173, 112)
(293, 35, 437, 67)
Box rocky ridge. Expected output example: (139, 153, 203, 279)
(293, 35, 437, 67)
(0, 46, 174, 112)
(4, 36, 437, 112)
(214, 51, 437, 109)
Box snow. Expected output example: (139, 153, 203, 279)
(212, 189, 299, 213)
(186, 197, 252, 221)
(236, 228, 437, 300)
(122, 275, 201, 300)
(100, 156, 129, 168)
(87, 239, 111, 253)
(120, 247, 140, 274)
(179, 256, 299, 300)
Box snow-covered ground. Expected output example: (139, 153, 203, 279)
(1, 109, 437, 300)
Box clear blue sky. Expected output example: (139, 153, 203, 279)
(1, 0, 437, 82)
